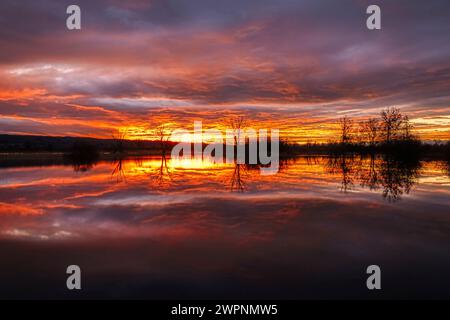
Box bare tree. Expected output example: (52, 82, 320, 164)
(155, 124, 171, 156)
(401, 115, 414, 140)
(362, 117, 380, 146)
(112, 128, 128, 154)
(353, 125, 365, 145)
(380, 107, 403, 144)
(338, 116, 353, 144)
(229, 116, 247, 144)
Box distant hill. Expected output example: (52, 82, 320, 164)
(0, 134, 174, 152)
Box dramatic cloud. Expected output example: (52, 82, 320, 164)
(0, 0, 449, 141)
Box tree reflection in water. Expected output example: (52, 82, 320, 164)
(107, 154, 424, 201)
(111, 158, 126, 182)
(326, 156, 360, 192)
(229, 163, 247, 192)
(445, 160, 450, 178)
(327, 155, 422, 201)
(69, 156, 99, 173)
(110, 156, 172, 186)
(72, 161, 98, 173)
(151, 154, 172, 186)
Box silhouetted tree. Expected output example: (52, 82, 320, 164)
(401, 115, 414, 140)
(338, 116, 353, 144)
(229, 116, 247, 145)
(156, 124, 171, 156)
(362, 118, 380, 146)
(67, 141, 99, 172)
(112, 128, 127, 154)
(380, 107, 403, 144)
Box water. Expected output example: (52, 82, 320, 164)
(0, 155, 449, 299)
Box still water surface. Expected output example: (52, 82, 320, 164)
(0, 156, 449, 298)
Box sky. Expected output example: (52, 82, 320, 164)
(0, 0, 449, 142)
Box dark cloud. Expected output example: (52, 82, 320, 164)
(0, 0, 449, 139)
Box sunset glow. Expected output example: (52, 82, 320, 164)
(1, 1, 450, 300)
(1, 0, 449, 142)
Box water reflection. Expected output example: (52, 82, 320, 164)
(0, 155, 449, 298)
(112, 158, 126, 182)
(326, 156, 422, 201)
(152, 154, 172, 186)
(230, 164, 247, 192)
(7, 154, 445, 203)
(326, 156, 357, 193)
(71, 161, 97, 173)
(105, 155, 429, 201)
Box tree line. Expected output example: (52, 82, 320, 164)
(338, 107, 416, 146)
